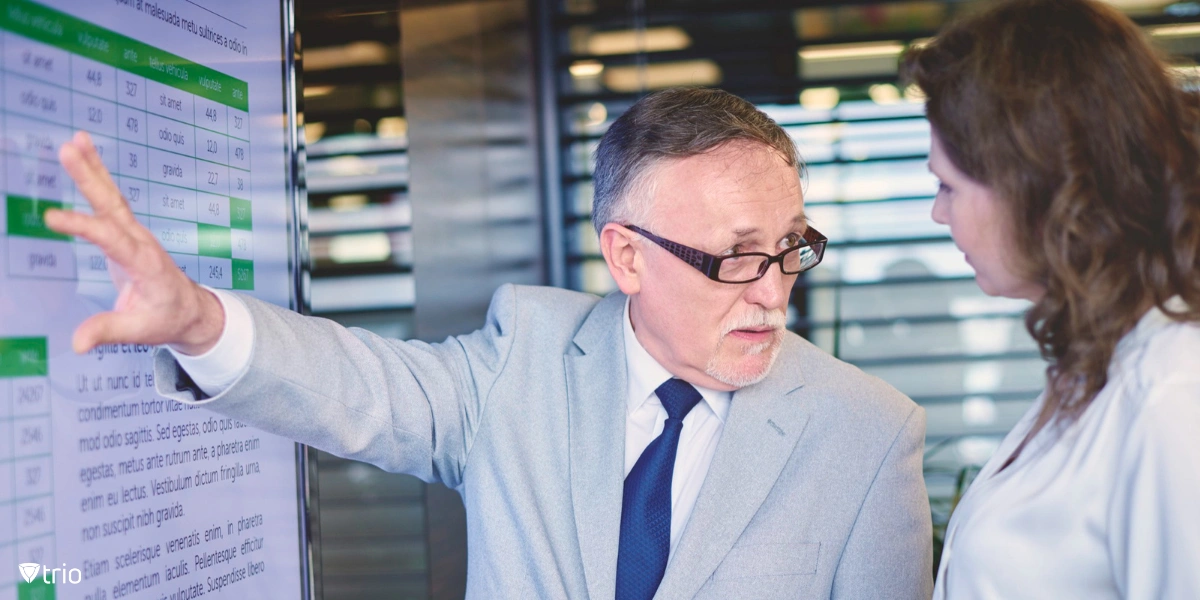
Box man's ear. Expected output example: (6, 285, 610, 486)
(599, 223, 642, 295)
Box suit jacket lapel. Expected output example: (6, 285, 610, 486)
(567, 291, 629, 600)
(655, 336, 811, 599)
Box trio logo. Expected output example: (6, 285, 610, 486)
(18, 563, 39, 584)
(17, 562, 83, 584)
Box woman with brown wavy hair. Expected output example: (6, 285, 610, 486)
(904, 0, 1200, 597)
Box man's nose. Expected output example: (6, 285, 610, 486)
(742, 262, 790, 311)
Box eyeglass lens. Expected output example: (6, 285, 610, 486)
(716, 246, 821, 282)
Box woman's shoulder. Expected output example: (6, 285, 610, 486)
(1104, 302, 1199, 423)
(1135, 314, 1200, 386)
(1112, 312, 1200, 434)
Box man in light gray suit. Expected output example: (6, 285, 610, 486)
(48, 88, 932, 598)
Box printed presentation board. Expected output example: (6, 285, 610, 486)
(0, 0, 309, 598)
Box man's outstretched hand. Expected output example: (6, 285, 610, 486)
(44, 131, 225, 356)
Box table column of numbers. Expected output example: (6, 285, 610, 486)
(0, 338, 52, 600)
(70, 45, 128, 283)
(195, 92, 251, 289)
(0, 371, 13, 600)
(207, 92, 253, 290)
(114, 65, 154, 241)
(227, 101, 253, 291)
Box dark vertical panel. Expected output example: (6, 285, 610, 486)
(425, 483, 469, 600)
(406, 1, 493, 342)
(315, 452, 431, 600)
(402, 0, 544, 598)
(405, 0, 544, 343)
(479, 0, 546, 294)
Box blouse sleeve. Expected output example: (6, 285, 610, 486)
(1108, 376, 1200, 599)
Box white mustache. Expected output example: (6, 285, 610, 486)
(721, 310, 787, 336)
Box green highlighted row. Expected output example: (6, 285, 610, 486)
(7, 196, 68, 241)
(0, 336, 47, 378)
(1, 0, 249, 111)
(7, 195, 254, 289)
(8, 195, 253, 240)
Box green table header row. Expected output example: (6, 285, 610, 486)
(1, 0, 249, 111)
(0, 337, 48, 378)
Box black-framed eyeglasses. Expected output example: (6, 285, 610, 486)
(625, 224, 828, 284)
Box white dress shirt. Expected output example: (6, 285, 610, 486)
(169, 288, 254, 398)
(173, 291, 731, 556)
(620, 299, 731, 554)
(934, 297, 1200, 600)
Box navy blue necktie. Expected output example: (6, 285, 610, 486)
(615, 378, 703, 600)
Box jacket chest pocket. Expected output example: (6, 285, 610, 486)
(713, 542, 820, 580)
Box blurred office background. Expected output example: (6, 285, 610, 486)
(292, 0, 1200, 597)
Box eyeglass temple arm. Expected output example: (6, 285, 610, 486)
(631, 225, 722, 279)
(666, 242, 720, 279)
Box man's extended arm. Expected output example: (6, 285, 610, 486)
(49, 130, 509, 488)
(154, 286, 518, 488)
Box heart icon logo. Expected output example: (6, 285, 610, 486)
(19, 563, 40, 584)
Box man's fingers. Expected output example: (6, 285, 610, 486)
(75, 131, 109, 176)
(60, 136, 127, 220)
(73, 312, 146, 353)
(43, 208, 140, 266)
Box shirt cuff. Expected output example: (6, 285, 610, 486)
(167, 287, 253, 397)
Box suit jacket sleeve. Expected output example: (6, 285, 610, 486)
(831, 405, 933, 599)
(153, 284, 521, 489)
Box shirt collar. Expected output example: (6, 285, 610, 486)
(623, 297, 732, 422)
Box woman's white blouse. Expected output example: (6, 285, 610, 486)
(934, 298, 1200, 600)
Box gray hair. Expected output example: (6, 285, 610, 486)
(591, 87, 802, 235)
